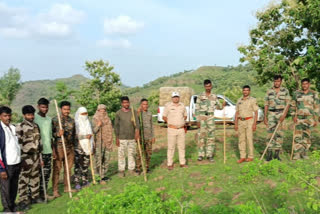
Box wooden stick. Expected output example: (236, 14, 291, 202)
(223, 96, 226, 164)
(131, 108, 147, 182)
(260, 122, 281, 161)
(290, 110, 297, 160)
(54, 100, 72, 198)
(99, 127, 102, 178)
(39, 154, 47, 203)
(88, 139, 96, 185)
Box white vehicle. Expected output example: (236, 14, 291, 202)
(157, 88, 264, 125)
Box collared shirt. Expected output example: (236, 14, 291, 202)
(163, 102, 187, 127)
(1, 121, 21, 165)
(291, 90, 320, 117)
(195, 91, 222, 117)
(34, 114, 52, 154)
(264, 87, 291, 110)
(52, 116, 76, 147)
(236, 96, 259, 118)
(140, 111, 154, 141)
(16, 119, 41, 155)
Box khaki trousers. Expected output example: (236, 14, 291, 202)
(238, 119, 254, 159)
(167, 128, 186, 166)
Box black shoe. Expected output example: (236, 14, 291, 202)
(274, 150, 281, 161)
(102, 177, 110, 181)
(32, 198, 44, 204)
(147, 169, 151, 173)
(207, 157, 215, 162)
(197, 156, 203, 161)
(266, 150, 273, 161)
(18, 202, 31, 211)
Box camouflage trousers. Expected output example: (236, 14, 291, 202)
(198, 116, 215, 157)
(136, 139, 152, 171)
(293, 116, 315, 154)
(39, 154, 51, 198)
(118, 139, 136, 171)
(74, 147, 90, 185)
(18, 153, 40, 204)
(94, 144, 111, 178)
(267, 111, 283, 150)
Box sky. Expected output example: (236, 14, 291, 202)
(0, 0, 271, 86)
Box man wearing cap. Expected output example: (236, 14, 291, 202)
(163, 92, 188, 170)
(195, 79, 224, 162)
(234, 85, 259, 163)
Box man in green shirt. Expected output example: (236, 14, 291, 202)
(34, 98, 52, 200)
(114, 96, 140, 177)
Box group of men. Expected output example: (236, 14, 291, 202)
(0, 76, 319, 212)
(162, 76, 319, 169)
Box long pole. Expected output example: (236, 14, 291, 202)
(54, 100, 72, 198)
(223, 96, 226, 164)
(99, 126, 102, 178)
(260, 122, 281, 161)
(290, 110, 297, 160)
(88, 139, 96, 184)
(131, 108, 147, 182)
(39, 154, 47, 203)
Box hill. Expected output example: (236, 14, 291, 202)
(123, 65, 270, 112)
(11, 74, 88, 116)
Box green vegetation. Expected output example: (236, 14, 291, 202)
(75, 60, 122, 120)
(19, 122, 320, 214)
(0, 67, 21, 106)
(239, 0, 320, 92)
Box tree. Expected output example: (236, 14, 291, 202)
(238, 0, 320, 93)
(75, 60, 122, 119)
(0, 67, 21, 106)
(54, 81, 75, 103)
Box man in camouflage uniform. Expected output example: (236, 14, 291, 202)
(235, 85, 259, 163)
(195, 79, 224, 162)
(291, 78, 319, 160)
(136, 98, 155, 174)
(264, 75, 291, 161)
(16, 105, 43, 210)
(52, 101, 76, 197)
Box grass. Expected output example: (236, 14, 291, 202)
(8, 121, 320, 213)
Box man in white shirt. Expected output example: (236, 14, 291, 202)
(0, 106, 21, 212)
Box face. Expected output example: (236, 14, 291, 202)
(38, 104, 49, 115)
(98, 109, 106, 113)
(0, 113, 11, 126)
(61, 105, 71, 117)
(121, 100, 130, 109)
(204, 83, 212, 92)
(140, 101, 149, 111)
(80, 112, 88, 116)
(273, 78, 282, 88)
(172, 96, 180, 103)
(301, 81, 310, 91)
(24, 113, 35, 122)
(242, 88, 251, 97)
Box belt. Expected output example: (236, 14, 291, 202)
(238, 117, 253, 121)
(269, 109, 284, 112)
(168, 124, 184, 129)
(204, 112, 214, 116)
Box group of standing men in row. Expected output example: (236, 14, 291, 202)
(0, 99, 114, 212)
(0, 76, 319, 212)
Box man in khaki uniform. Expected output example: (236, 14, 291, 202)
(235, 85, 259, 163)
(163, 92, 188, 170)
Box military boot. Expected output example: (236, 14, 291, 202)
(301, 151, 309, 160)
(266, 150, 273, 161)
(273, 150, 281, 161)
(293, 153, 301, 160)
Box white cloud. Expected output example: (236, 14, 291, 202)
(97, 38, 132, 49)
(104, 15, 144, 35)
(0, 2, 85, 39)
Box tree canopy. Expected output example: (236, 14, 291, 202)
(0, 67, 21, 106)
